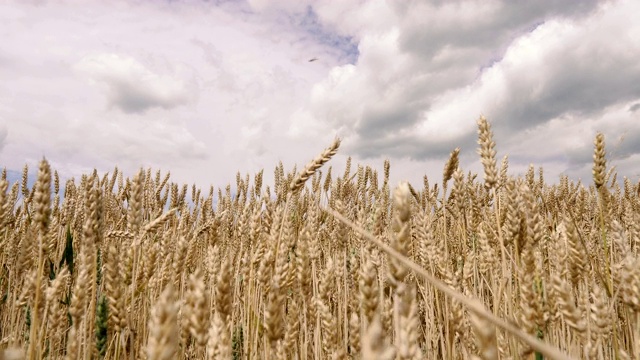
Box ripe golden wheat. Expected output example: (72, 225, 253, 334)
(1, 117, 639, 360)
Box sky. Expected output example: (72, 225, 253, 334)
(1, 0, 639, 194)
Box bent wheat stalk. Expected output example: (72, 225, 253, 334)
(324, 207, 575, 360)
(290, 137, 341, 193)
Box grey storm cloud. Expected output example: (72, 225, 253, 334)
(565, 125, 640, 169)
(357, 96, 426, 138)
(395, 0, 602, 59)
(311, 0, 640, 181)
(347, 129, 477, 161)
(494, 51, 640, 134)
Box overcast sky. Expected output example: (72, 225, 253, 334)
(1, 0, 639, 193)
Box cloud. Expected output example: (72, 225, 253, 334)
(0, 0, 357, 188)
(488, 13, 640, 130)
(2, 0, 638, 191)
(76, 53, 192, 114)
(0, 126, 7, 153)
(301, 0, 640, 184)
(395, 0, 601, 60)
(244, 3, 360, 65)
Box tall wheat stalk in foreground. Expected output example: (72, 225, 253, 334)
(1, 118, 638, 360)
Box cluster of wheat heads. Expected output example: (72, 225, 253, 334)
(1, 117, 640, 360)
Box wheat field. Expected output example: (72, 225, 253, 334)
(1, 116, 639, 359)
